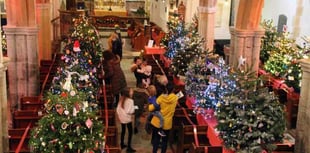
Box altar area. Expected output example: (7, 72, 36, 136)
(93, 0, 127, 17)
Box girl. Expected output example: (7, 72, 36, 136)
(116, 87, 136, 152)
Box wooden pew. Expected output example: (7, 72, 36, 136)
(173, 108, 197, 126)
(105, 126, 119, 148)
(13, 110, 42, 128)
(170, 108, 197, 149)
(98, 93, 114, 109)
(104, 146, 121, 153)
(99, 109, 116, 126)
(177, 125, 209, 153)
(8, 128, 31, 153)
(189, 143, 222, 153)
(20, 96, 43, 110)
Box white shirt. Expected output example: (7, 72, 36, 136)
(116, 98, 135, 124)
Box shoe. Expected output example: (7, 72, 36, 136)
(134, 127, 138, 134)
(158, 130, 166, 137)
(126, 147, 136, 152)
(121, 144, 127, 149)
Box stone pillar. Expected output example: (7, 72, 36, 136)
(229, 28, 265, 72)
(295, 59, 310, 153)
(36, 1, 52, 61)
(3, 0, 39, 109)
(0, 17, 10, 153)
(198, 0, 217, 51)
(0, 58, 9, 153)
(3, 27, 40, 109)
(229, 0, 264, 73)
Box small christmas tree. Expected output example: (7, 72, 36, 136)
(29, 16, 105, 153)
(216, 62, 286, 153)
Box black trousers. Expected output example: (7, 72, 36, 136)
(151, 125, 170, 153)
(120, 122, 133, 147)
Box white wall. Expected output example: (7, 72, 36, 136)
(149, 0, 169, 32)
(262, 0, 310, 44)
(214, 0, 231, 40)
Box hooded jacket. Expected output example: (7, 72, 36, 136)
(149, 93, 178, 130)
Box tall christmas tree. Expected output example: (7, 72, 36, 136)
(260, 20, 278, 64)
(284, 39, 310, 92)
(29, 16, 105, 153)
(161, 13, 188, 59)
(216, 62, 286, 153)
(264, 30, 298, 77)
(162, 13, 207, 76)
(185, 56, 212, 113)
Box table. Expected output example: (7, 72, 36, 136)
(144, 46, 165, 55)
(144, 46, 171, 68)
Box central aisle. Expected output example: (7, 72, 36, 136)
(103, 37, 174, 153)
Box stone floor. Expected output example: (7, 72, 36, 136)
(103, 37, 175, 153)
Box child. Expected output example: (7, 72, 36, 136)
(137, 59, 152, 88)
(146, 85, 166, 137)
(116, 88, 136, 152)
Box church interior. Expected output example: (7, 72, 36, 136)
(0, 0, 310, 153)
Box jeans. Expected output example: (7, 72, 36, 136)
(151, 125, 170, 153)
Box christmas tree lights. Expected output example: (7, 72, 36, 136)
(29, 16, 105, 153)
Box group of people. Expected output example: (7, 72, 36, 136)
(102, 28, 179, 153)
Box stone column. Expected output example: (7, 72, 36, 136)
(0, 58, 9, 153)
(3, 0, 39, 109)
(198, 0, 217, 51)
(36, 1, 52, 61)
(229, 28, 265, 72)
(0, 16, 9, 152)
(3, 27, 40, 109)
(295, 59, 310, 153)
(229, 0, 264, 73)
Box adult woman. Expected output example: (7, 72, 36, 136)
(102, 50, 127, 107)
(149, 82, 178, 153)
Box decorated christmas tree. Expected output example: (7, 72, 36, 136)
(185, 56, 211, 112)
(284, 40, 310, 92)
(161, 13, 188, 59)
(1, 29, 7, 56)
(260, 20, 278, 64)
(162, 13, 207, 76)
(185, 56, 239, 118)
(29, 16, 105, 153)
(216, 62, 286, 153)
(264, 30, 298, 77)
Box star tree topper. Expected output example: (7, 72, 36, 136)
(238, 55, 246, 69)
